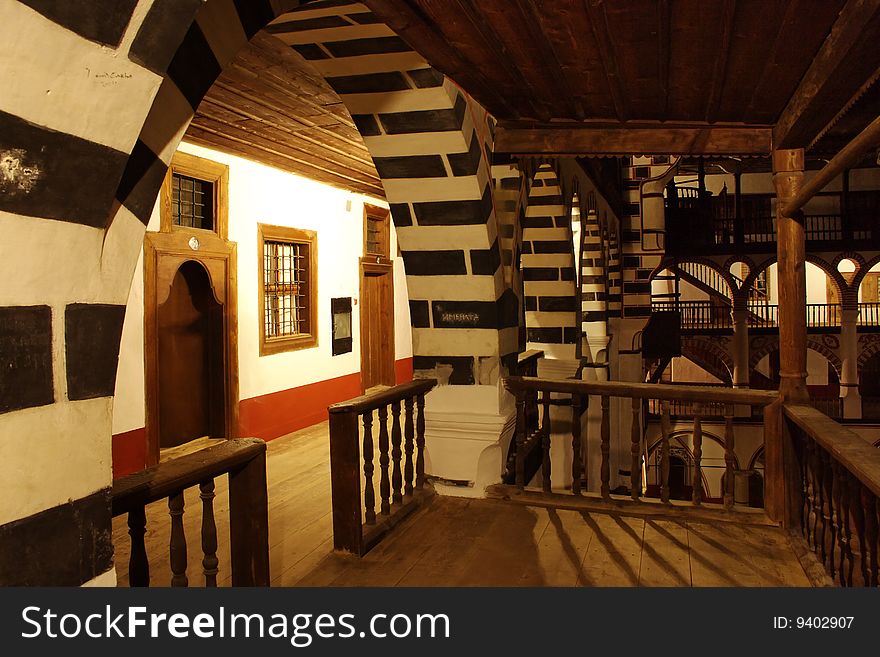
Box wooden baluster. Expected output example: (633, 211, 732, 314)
(600, 395, 611, 500)
(416, 393, 426, 488)
(403, 397, 415, 496)
(723, 405, 735, 509)
(200, 479, 219, 587)
(660, 401, 672, 504)
(542, 392, 551, 493)
(515, 390, 526, 489)
(821, 450, 836, 577)
(834, 462, 852, 586)
(127, 506, 149, 587)
(831, 461, 848, 586)
(391, 400, 403, 504)
(168, 491, 188, 587)
(363, 411, 376, 524)
(850, 472, 868, 586)
(692, 403, 703, 506)
(630, 396, 641, 500)
(811, 442, 825, 562)
(378, 405, 391, 515)
(799, 435, 811, 542)
(571, 393, 582, 495)
(863, 485, 879, 587)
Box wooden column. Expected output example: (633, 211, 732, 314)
(773, 148, 809, 402)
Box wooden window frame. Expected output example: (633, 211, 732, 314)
(258, 223, 318, 355)
(160, 151, 229, 239)
(363, 203, 391, 262)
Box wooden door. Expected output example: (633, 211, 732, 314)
(144, 231, 239, 465)
(360, 261, 395, 390)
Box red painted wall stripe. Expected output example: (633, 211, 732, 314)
(112, 358, 415, 478)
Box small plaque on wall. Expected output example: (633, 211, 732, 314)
(331, 297, 353, 356)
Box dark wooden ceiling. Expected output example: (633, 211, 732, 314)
(187, 31, 382, 198)
(366, 0, 880, 154)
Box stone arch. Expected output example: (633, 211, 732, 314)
(857, 334, 880, 370)
(671, 256, 736, 302)
(680, 337, 734, 384)
(521, 163, 578, 359)
(743, 253, 849, 305)
(0, 0, 516, 581)
(749, 336, 842, 381)
(645, 430, 720, 498)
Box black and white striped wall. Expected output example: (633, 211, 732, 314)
(0, 0, 517, 584)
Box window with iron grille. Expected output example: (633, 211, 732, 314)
(171, 173, 214, 230)
(258, 224, 318, 354)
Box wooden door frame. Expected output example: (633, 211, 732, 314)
(143, 230, 239, 466)
(359, 258, 395, 392)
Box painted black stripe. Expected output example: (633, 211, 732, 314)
(533, 240, 573, 254)
(291, 43, 330, 60)
(564, 327, 579, 343)
(522, 216, 554, 228)
(266, 15, 351, 33)
(521, 241, 532, 254)
(351, 113, 381, 136)
(0, 489, 112, 586)
(583, 275, 604, 285)
(470, 238, 501, 275)
(622, 230, 641, 242)
(433, 300, 499, 329)
(623, 282, 651, 294)
(167, 23, 221, 110)
(323, 36, 411, 57)
(401, 250, 467, 275)
(347, 12, 383, 24)
(554, 216, 570, 228)
(412, 185, 492, 226)
(116, 140, 170, 226)
(327, 72, 411, 94)
(373, 154, 446, 179)
(65, 304, 126, 401)
(525, 296, 537, 311)
(539, 296, 577, 312)
(0, 109, 127, 228)
(408, 68, 445, 88)
(528, 327, 563, 344)
(448, 132, 482, 177)
(0, 306, 53, 415)
(499, 223, 515, 238)
(624, 306, 653, 318)
(531, 194, 564, 206)
(561, 267, 576, 281)
(413, 356, 474, 385)
(128, 0, 202, 74)
(379, 99, 465, 134)
(232, 0, 276, 38)
(583, 311, 608, 322)
(522, 267, 560, 281)
(409, 301, 430, 328)
(389, 203, 413, 227)
(20, 0, 137, 48)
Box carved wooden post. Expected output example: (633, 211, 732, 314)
(328, 407, 364, 555)
(723, 406, 735, 509)
(168, 492, 188, 587)
(229, 447, 270, 585)
(403, 397, 415, 496)
(200, 479, 219, 587)
(600, 395, 611, 499)
(821, 450, 836, 576)
(362, 411, 376, 524)
(692, 403, 703, 505)
(631, 396, 641, 500)
(127, 506, 149, 587)
(416, 393, 426, 488)
(542, 392, 551, 493)
(660, 401, 672, 504)
(571, 393, 582, 495)
(863, 486, 879, 587)
(378, 405, 391, 515)
(515, 389, 526, 489)
(391, 400, 403, 504)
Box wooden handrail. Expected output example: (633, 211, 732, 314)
(783, 403, 880, 498)
(505, 376, 778, 405)
(328, 379, 436, 415)
(112, 438, 269, 587)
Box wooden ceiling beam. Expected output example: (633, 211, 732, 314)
(583, 0, 628, 122)
(452, 0, 551, 122)
(495, 125, 772, 156)
(705, 0, 737, 122)
(773, 0, 880, 148)
(510, 0, 585, 120)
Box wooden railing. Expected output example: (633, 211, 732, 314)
(112, 438, 269, 587)
(329, 379, 436, 556)
(858, 302, 880, 327)
(503, 377, 780, 511)
(652, 300, 732, 329)
(783, 404, 880, 586)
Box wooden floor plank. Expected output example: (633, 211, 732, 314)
(639, 519, 692, 587)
